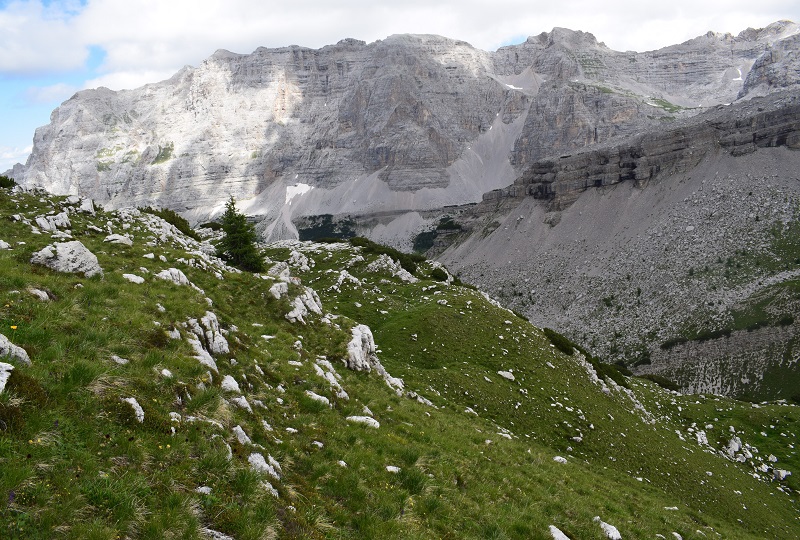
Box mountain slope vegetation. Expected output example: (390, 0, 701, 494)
(0, 187, 798, 539)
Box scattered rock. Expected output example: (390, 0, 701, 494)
(497, 370, 515, 381)
(221, 375, 241, 393)
(346, 416, 380, 428)
(366, 254, 418, 283)
(27, 287, 50, 301)
(121, 397, 145, 422)
(269, 282, 288, 299)
(593, 516, 622, 540)
(248, 452, 281, 480)
(186, 312, 229, 357)
(285, 287, 323, 324)
(304, 390, 331, 407)
(344, 324, 404, 394)
(122, 273, 145, 284)
(30, 241, 103, 277)
(35, 212, 70, 231)
(0, 334, 31, 366)
(774, 469, 792, 481)
(104, 234, 133, 246)
(0, 362, 14, 394)
(230, 396, 252, 412)
(200, 527, 235, 540)
(155, 268, 200, 291)
(233, 425, 252, 445)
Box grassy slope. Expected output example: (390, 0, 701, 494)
(0, 189, 797, 539)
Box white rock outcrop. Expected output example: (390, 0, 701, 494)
(0, 362, 14, 394)
(30, 241, 103, 277)
(121, 397, 145, 423)
(104, 234, 133, 246)
(155, 268, 200, 291)
(269, 282, 288, 299)
(186, 312, 229, 356)
(233, 425, 252, 445)
(221, 375, 241, 393)
(346, 416, 380, 428)
(593, 516, 622, 540)
(248, 452, 281, 480)
(345, 324, 380, 372)
(27, 288, 50, 301)
(365, 254, 418, 283)
(497, 370, 515, 381)
(285, 287, 323, 324)
(35, 212, 70, 231)
(122, 273, 145, 284)
(0, 334, 31, 366)
(345, 324, 404, 394)
(304, 390, 331, 407)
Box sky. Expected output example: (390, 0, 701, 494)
(1, 0, 798, 173)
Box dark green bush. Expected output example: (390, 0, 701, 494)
(199, 221, 222, 231)
(543, 327, 575, 356)
(542, 329, 630, 388)
(661, 337, 688, 350)
(7, 369, 48, 405)
(430, 268, 448, 282)
(0, 174, 16, 189)
(412, 230, 436, 253)
(349, 236, 422, 275)
(613, 361, 633, 376)
(777, 314, 794, 326)
(0, 402, 24, 432)
(632, 350, 651, 367)
(436, 218, 462, 231)
(639, 374, 681, 392)
(140, 206, 200, 240)
(597, 363, 630, 388)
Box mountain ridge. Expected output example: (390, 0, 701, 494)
(9, 21, 798, 248)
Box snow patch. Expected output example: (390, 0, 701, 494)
(285, 183, 313, 205)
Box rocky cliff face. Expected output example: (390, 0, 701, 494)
(436, 90, 800, 399)
(12, 22, 799, 245)
(486, 91, 800, 209)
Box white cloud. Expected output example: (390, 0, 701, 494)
(24, 83, 78, 104)
(83, 69, 181, 92)
(0, 1, 88, 73)
(2, 0, 798, 83)
(0, 145, 33, 172)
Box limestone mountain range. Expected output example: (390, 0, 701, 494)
(9, 20, 800, 246)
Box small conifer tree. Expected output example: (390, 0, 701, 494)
(0, 174, 16, 189)
(216, 196, 265, 272)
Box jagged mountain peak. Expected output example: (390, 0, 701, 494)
(540, 26, 603, 50)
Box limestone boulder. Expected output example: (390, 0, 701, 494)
(0, 334, 31, 366)
(30, 240, 103, 277)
